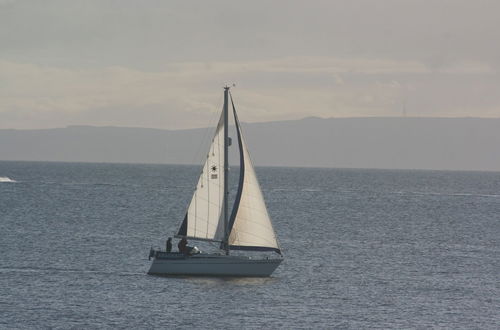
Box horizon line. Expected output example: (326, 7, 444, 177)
(2, 115, 500, 132)
(1, 158, 499, 174)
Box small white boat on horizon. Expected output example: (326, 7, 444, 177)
(0, 176, 16, 183)
(148, 86, 283, 277)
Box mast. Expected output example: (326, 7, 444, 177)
(223, 86, 230, 255)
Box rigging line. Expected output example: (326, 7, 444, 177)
(206, 152, 210, 237)
(215, 117, 222, 237)
(190, 92, 224, 167)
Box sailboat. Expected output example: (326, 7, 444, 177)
(148, 86, 283, 277)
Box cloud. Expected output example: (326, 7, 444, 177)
(0, 56, 498, 129)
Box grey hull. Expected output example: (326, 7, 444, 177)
(148, 253, 282, 277)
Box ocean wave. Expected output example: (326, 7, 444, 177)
(0, 266, 144, 276)
(392, 190, 500, 198)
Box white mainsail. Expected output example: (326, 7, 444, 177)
(228, 99, 281, 253)
(177, 113, 225, 241)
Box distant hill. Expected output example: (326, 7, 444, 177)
(1, 117, 500, 171)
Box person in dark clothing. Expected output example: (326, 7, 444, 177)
(178, 238, 188, 254)
(166, 237, 172, 252)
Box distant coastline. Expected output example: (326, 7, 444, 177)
(1, 117, 500, 172)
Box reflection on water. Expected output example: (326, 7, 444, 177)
(186, 276, 277, 286)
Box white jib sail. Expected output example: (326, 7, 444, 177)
(184, 113, 225, 241)
(228, 127, 280, 252)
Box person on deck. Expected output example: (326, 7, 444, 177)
(166, 237, 172, 252)
(178, 238, 188, 254)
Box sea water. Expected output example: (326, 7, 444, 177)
(0, 161, 499, 329)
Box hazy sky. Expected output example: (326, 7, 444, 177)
(1, 0, 499, 129)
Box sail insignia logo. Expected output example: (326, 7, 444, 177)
(211, 165, 218, 179)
